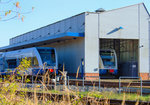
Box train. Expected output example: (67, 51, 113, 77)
(99, 49, 118, 77)
(0, 47, 118, 78)
(0, 47, 58, 76)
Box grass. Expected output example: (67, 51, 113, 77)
(0, 76, 150, 105)
(17, 87, 150, 102)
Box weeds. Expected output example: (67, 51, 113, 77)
(0, 58, 149, 104)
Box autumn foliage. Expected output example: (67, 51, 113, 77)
(0, 0, 33, 22)
(16, 2, 20, 8)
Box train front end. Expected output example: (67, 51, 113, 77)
(32, 47, 58, 76)
(99, 49, 118, 78)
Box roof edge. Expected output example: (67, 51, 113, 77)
(86, 3, 147, 14)
(10, 12, 86, 40)
(142, 3, 150, 17)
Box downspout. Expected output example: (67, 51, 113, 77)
(138, 4, 141, 77)
(98, 13, 100, 76)
(148, 19, 150, 78)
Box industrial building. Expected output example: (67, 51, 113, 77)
(0, 3, 150, 79)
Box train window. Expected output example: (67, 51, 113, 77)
(100, 50, 116, 67)
(51, 49, 56, 63)
(38, 49, 56, 66)
(6, 59, 17, 68)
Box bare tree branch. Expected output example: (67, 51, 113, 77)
(0, 0, 33, 21)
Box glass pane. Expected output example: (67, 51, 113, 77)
(38, 48, 56, 66)
(6, 59, 17, 68)
(100, 50, 115, 67)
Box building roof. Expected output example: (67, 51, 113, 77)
(0, 32, 84, 52)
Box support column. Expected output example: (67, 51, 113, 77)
(84, 13, 99, 79)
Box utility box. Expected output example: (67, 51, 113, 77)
(119, 61, 138, 77)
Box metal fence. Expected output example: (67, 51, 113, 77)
(0, 74, 145, 96)
(119, 76, 142, 96)
(55, 75, 70, 89)
(82, 76, 101, 91)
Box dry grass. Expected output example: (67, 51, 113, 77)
(0, 73, 150, 105)
(0, 58, 149, 105)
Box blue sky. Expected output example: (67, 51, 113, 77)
(0, 0, 150, 47)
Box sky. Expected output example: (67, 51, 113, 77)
(0, 0, 150, 47)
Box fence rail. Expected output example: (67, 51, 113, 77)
(119, 76, 142, 96)
(0, 75, 146, 96)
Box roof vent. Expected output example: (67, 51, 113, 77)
(95, 8, 105, 12)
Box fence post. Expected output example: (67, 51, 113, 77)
(119, 76, 142, 96)
(140, 77, 142, 96)
(119, 77, 121, 94)
(67, 76, 69, 89)
(99, 76, 100, 91)
(82, 76, 84, 91)
(55, 76, 57, 91)
(63, 71, 67, 86)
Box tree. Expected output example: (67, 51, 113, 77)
(0, 0, 34, 22)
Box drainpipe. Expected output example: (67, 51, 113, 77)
(98, 13, 100, 77)
(148, 18, 150, 79)
(138, 4, 141, 78)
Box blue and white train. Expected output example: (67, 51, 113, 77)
(99, 49, 118, 77)
(0, 47, 58, 76)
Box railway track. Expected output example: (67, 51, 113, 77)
(1, 77, 150, 95)
(69, 80, 150, 88)
(1, 78, 150, 88)
(18, 79, 150, 95)
(19, 91, 150, 105)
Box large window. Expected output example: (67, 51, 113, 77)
(100, 50, 116, 67)
(38, 49, 56, 66)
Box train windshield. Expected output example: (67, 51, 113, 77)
(38, 49, 56, 66)
(100, 50, 116, 67)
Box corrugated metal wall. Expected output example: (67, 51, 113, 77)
(9, 13, 85, 45)
(41, 37, 84, 74)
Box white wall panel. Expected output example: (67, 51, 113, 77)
(99, 5, 139, 39)
(138, 4, 150, 73)
(85, 13, 99, 73)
